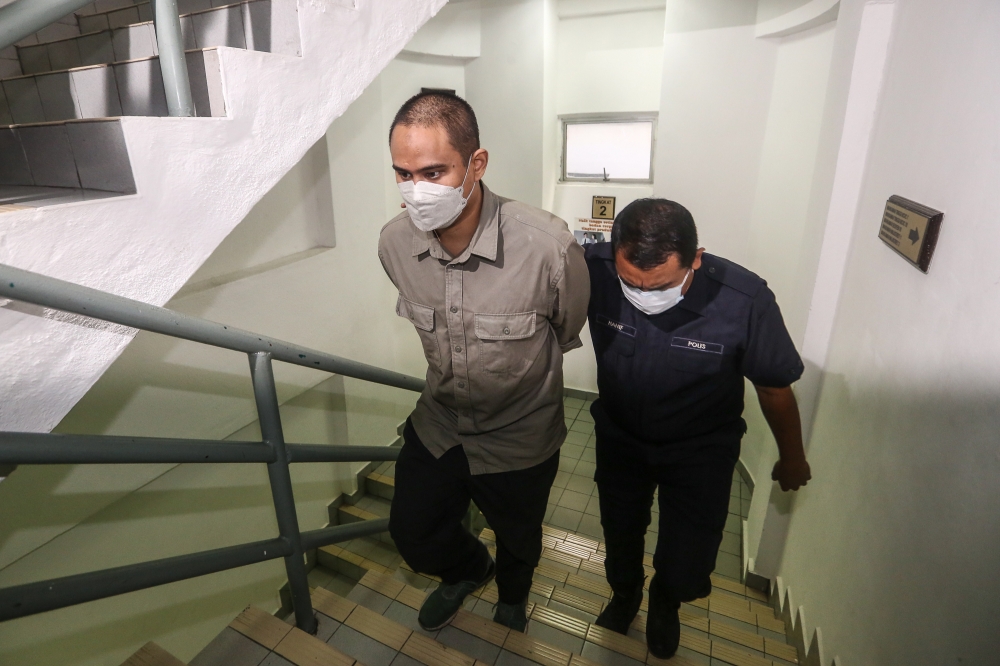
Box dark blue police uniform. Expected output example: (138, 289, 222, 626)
(584, 242, 803, 605)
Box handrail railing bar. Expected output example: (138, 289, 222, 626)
(299, 518, 391, 552)
(250, 352, 317, 634)
(0, 537, 291, 623)
(0, 264, 425, 394)
(0, 432, 276, 465)
(151, 0, 194, 117)
(0, 432, 402, 466)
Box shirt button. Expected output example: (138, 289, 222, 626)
(458, 381, 466, 389)
(450, 306, 458, 313)
(503, 327, 510, 335)
(709, 267, 716, 273)
(455, 346, 462, 353)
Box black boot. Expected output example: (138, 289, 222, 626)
(595, 582, 644, 635)
(646, 582, 681, 660)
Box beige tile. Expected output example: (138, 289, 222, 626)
(710, 575, 746, 597)
(551, 587, 604, 617)
(345, 603, 412, 651)
(229, 606, 293, 650)
(452, 609, 510, 646)
(709, 620, 764, 652)
(360, 569, 406, 599)
(566, 573, 612, 599)
(274, 627, 355, 666)
(764, 639, 798, 663)
(536, 562, 571, 583)
(585, 624, 648, 662)
(311, 587, 357, 623)
(679, 627, 712, 656)
(531, 605, 590, 639)
(396, 585, 428, 611)
(503, 630, 573, 666)
(401, 631, 476, 666)
(120, 642, 185, 666)
(710, 641, 771, 666)
(541, 547, 583, 569)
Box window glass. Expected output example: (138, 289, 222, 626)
(563, 120, 654, 182)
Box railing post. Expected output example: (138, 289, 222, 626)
(151, 0, 194, 117)
(249, 352, 317, 634)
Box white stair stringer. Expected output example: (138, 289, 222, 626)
(0, 0, 447, 433)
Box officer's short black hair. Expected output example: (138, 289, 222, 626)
(611, 198, 698, 270)
(389, 91, 480, 164)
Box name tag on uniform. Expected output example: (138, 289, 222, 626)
(597, 314, 636, 338)
(671, 337, 724, 354)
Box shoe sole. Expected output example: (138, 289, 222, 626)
(418, 564, 497, 631)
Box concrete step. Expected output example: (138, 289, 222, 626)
(365, 460, 396, 500)
(0, 48, 224, 124)
(18, 0, 300, 77)
(0, 119, 135, 205)
(119, 641, 185, 666)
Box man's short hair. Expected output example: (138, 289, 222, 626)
(389, 91, 480, 164)
(611, 198, 698, 270)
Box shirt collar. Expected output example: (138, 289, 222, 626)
(675, 267, 710, 315)
(410, 182, 500, 263)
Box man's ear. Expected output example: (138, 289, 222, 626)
(472, 148, 489, 180)
(692, 247, 706, 271)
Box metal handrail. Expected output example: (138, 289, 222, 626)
(0, 263, 425, 632)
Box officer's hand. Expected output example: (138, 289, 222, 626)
(772, 457, 811, 491)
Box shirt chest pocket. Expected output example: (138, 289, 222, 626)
(475, 312, 538, 376)
(397, 295, 441, 367)
(667, 344, 724, 375)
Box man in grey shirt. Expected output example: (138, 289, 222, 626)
(379, 92, 589, 632)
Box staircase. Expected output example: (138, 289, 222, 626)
(120, 395, 802, 666)
(0, 0, 445, 434)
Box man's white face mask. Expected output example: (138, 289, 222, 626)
(620, 270, 690, 315)
(397, 159, 474, 233)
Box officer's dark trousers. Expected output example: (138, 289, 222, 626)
(595, 425, 739, 605)
(389, 419, 559, 604)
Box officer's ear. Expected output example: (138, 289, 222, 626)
(691, 248, 706, 271)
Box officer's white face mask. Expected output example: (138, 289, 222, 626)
(620, 270, 690, 315)
(398, 159, 474, 233)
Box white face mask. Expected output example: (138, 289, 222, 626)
(620, 271, 690, 315)
(397, 159, 474, 232)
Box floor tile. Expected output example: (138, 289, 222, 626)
(549, 507, 583, 532)
(549, 487, 565, 505)
(574, 461, 598, 479)
(527, 619, 585, 653)
(558, 457, 579, 473)
(546, 599, 598, 624)
(437, 625, 502, 663)
(258, 654, 295, 666)
(552, 471, 571, 489)
(580, 448, 597, 463)
(327, 625, 398, 666)
(570, 421, 595, 434)
(562, 443, 584, 460)
(388, 653, 423, 666)
(565, 474, 596, 495)
(558, 489, 591, 512)
(314, 612, 342, 643)
(577, 514, 604, 540)
(495, 648, 538, 666)
(713, 552, 741, 580)
(580, 641, 645, 666)
(724, 513, 740, 535)
(564, 431, 590, 446)
(189, 627, 271, 666)
(348, 585, 394, 615)
(584, 495, 601, 517)
(719, 531, 740, 557)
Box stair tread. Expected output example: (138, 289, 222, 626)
(1, 46, 221, 84)
(120, 642, 185, 666)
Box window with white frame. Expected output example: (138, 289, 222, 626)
(561, 114, 656, 183)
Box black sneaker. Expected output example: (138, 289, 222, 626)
(493, 599, 529, 632)
(417, 557, 496, 631)
(595, 583, 644, 634)
(646, 591, 681, 660)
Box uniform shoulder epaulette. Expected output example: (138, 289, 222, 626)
(702, 254, 765, 297)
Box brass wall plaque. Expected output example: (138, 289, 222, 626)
(877, 195, 943, 273)
(592, 196, 616, 220)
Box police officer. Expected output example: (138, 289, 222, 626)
(584, 199, 812, 659)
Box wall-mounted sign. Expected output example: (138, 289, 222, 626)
(592, 196, 616, 220)
(877, 195, 943, 273)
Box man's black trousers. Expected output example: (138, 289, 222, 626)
(388, 419, 559, 604)
(594, 421, 739, 605)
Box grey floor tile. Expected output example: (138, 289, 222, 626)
(314, 612, 342, 642)
(47, 38, 82, 71)
(565, 474, 596, 495)
(0, 129, 32, 185)
(17, 44, 50, 75)
(674, 645, 711, 664)
(558, 489, 590, 512)
(328, 625, 398, 666)
(437, 625, 502, 663)
(107, 5, 140, 29)
(552, 471, 571, 489)
(758, 627, 787, 642)
(393, 568, 435, 590)
(564, 397, 585, 409)
(564, 407, 581, 421)
(713, 551, 741, 579)
(549, 506, 583, 532)
(558, 456, 578, 473)
(19, 125, 80, 188)
(724, 513, 741, 534)
(389, 654, 424, 666)
(527, 619, 584, 653)
(112, 23, 156, 61)
(348, 585, 394, 615)
(720, 530, 740, 557)
(580, 641, 645, 665)
(36, 72, 80, 121)
(570, 421, 595, 434)
(471, 597, 496, 619)
(114, 58, 168, 116)
(711, 634, 765, 657)
(548, 486, 564, 505)
(546, 599, 597, 624)
(741, 499, 751, 518)
(564, 431, 590, 445)
(544, 504, 556, 523)
(67, 120, 135, 193)
(562, 443, 584, 460)
(77, 32, 115, 67)
(4, 78, 45, 124)
(258, 653, 295, 666)
(584, 495, 601, 517)
(708, 611, 756, 634)
(574, 461, 598, 478)
(383, 600, 438, 638)
(728, 495, 740, 514)
(577, 513, 604, 539)
(368, 541, 402, 568)
(343, 537, 377, 558)
(308, 567, 334, 588)
(580, 447, 597, 463)
(189, 627, 270, 666)
(323, 571, 358, 598)
(71, 65, 123, 118)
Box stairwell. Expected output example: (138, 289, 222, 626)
(117, 394, 804, 666)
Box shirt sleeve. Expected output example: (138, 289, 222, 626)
(741, 285, 804, 387)
(377, 239, 397, 289)
(551, 239, 591, 353)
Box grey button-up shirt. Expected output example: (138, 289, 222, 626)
(378, 183, 590, 474)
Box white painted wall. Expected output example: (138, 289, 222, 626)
(774, 0, 1000, 663)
